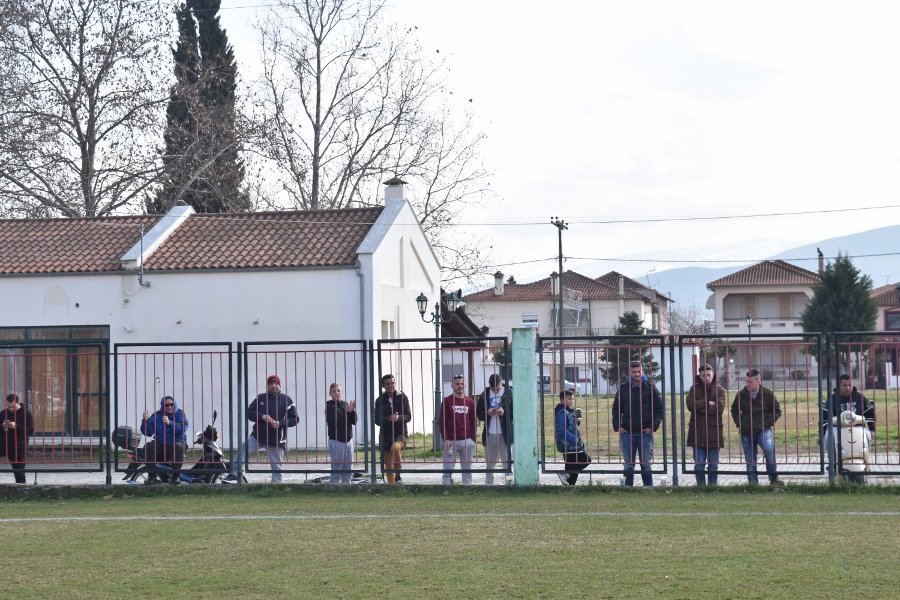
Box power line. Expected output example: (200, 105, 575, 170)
(450, 202, 900, 226)
(482, 250, 900, 270)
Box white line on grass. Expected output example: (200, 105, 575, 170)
(0, 511, 898, 523)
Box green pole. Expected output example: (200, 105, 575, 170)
(512, 327, 539, 486)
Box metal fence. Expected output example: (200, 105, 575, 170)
(3, 332, 899, 485)
(375, 337, 509, 483)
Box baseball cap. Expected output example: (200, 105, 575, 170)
(267, 374, 281, 385)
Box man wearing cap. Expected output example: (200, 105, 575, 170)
(228, 374, 299, 483)
(731, 369, 782, 486)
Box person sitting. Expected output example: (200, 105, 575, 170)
(141, 396, 188, 483)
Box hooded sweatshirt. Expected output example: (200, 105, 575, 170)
(141, 397, 188, 446)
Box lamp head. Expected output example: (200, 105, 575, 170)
(416, 292, 428, 317)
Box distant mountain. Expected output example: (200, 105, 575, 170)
(646, 225, 900, 308)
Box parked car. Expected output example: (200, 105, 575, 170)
(536, 375, 582, 395)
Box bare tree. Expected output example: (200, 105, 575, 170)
(248, 0, 492, 284)
(0, 0, 172, 217)
(668, 303, 713, 335)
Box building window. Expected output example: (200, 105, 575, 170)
(522, 313, 539, 328)
(381, 320, 395, 339)
(790, 294, 808, 318)
(886, 309, 900, 331)
(757, 296, 779, 319)
(723, 295, 744, 320)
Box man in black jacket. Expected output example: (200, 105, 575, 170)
(228, 374, 299, 483)
(374, 374, 411, 484)
(325, 382, 357, 484)
(1, 393, 34, 483)
(611, 361, 663, 487)
(476, 374, 513, 485)
(823, 374, 875, 479)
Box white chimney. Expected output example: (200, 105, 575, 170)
(383, 176, 407, 201)
(550, 272, 560, 296)
(494, 271, 504, 296)
(618, 275, 625, 297)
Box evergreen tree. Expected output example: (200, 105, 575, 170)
(800, 253, 877, 336)
(150, 0, 247, 213)
(599, 311, 661, 386)
(801, 253, 877, 374)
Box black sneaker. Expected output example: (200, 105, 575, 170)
(395, 475, 403, 484)
(222, 474, 238, 484)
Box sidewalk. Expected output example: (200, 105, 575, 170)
(11, 464, 896, 487)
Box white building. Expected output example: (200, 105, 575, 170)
(0, 181, 440, 444)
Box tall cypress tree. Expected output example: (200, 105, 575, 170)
(150, 0, 247, 213)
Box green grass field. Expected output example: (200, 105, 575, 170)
(2, 484, 898, 599)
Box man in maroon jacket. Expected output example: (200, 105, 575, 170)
(440, 374, 477, 485)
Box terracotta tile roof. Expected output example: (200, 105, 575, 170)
(0, 215, 162, 274)
(870, 283, 900, 306)
(596, 270, 673, 302)
(706, 260, 821, 288)
(466, 270, 656, 302)
(0, 206, 384, 275)
(144, 207, 383, 270)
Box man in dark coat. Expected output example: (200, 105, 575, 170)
(1, 393, 34, 483)
(612, 361, 663, 487)
(731, 369, 782, 486)
(476, 374, 513, 485)
(685, 364, 726, 485)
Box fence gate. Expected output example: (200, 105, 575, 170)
(375, 336, 508, 483)
(829, 332, 900, 477)
(676, 333, 826, 484)
(539, 334, 671, 484)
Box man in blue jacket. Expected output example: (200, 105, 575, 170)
(612, 361, 663, 486)
(141, 395, 188, 482)
(228, 374, 298, 483)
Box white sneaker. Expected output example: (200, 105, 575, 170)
(557, 473, 569, 485)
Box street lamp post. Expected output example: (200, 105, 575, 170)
(551, 217, 568, 389)
(416, 290, 463, 451)
(746, 314, 754, 369)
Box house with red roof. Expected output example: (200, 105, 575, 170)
(0, 180, 441, 439)
(870, 282, 900, 333)
(465, 270, 671, 393)
(706, 260, 821, 379)
(466, 270, 671, 340)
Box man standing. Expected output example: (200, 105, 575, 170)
(228, 374, 298, 483)
(611, 360, 663, 487)
(1, 393, 34, 483)
(374, 374, 411, 484)
(731, 369, 783, 486)
(325, 382, 357, 484)
(476, 374, 513, 485)
(440, 374, 477, 485)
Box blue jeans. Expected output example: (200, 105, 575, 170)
(740, 429, 777, 484)
(620, 432, 654, 487)
(328, 439, 354, 484)
(692, 447, 720, 486)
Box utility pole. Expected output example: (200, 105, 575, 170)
(551, 217, 568, 390)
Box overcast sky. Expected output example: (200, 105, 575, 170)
(220, 0, 900, 288)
